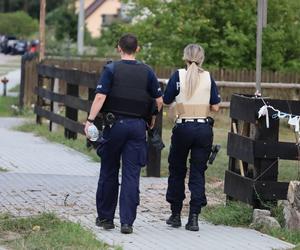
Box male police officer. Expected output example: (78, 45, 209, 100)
(84, 34, 163, 234)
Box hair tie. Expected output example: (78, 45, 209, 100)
(189, 61, 198, 65)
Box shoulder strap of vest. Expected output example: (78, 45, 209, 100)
(178, 68, 186, 83)
(105, 60, 123, 71)
(135, 60, 143, 65)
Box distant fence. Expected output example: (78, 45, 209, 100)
(35, 63, 163, 177)
(20, 57, 300, 107)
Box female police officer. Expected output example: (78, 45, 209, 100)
(163, 44, 220, 231)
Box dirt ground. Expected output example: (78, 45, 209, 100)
(140, 177, 225, 220)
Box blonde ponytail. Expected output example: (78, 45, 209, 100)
(182, 44, 205, 100)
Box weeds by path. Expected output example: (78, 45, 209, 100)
(202, 201, 300, 245)
(8, 85, 20, 93)
(0, 167, 8, 173)
(0, 213, 114, 250)
(0, 97, 18, 117)
(15, 122, 99, 162)
(0, 96, 33, 117)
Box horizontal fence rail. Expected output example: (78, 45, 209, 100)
(159, 78, 300, 89)
(38, 64, 98, 88)
(21, 57, 300, 107)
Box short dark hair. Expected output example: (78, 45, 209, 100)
(118, 34, 138, 54)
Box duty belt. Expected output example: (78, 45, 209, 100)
(176, 118, 208, 124)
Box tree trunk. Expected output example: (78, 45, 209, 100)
(23, 0, 29, 12)
(4, 0, 10, 12)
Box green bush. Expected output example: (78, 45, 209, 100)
(0, 11, 38, 38)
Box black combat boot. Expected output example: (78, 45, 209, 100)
(185, 213, 199, 231)
(166, 214, 182, 228)
(95, 217, 115, 230)
(121, 224, 133, 234)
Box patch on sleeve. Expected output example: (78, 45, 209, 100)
(176, 82, 180, 90)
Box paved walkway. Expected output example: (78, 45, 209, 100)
(0, 54, 21, 97)
(0, 117, 295, 250)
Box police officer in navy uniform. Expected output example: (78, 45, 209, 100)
(163, 44, 220, 231)
(84, 34, 163, 234)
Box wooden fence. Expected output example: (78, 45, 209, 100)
(20, 54, 38, 107)
(20, 57, 300, 107)
(35, 63, 163, 177)
(225, 94, 300, 208)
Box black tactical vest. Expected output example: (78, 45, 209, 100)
(101, 61, 154, 119)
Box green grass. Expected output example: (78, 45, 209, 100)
(0, 167, 8, 172)
(0, 213, 111, 250)
(252, 222, 300, 245)
(0, 96, 33, 117)
(8, 84, 20, 92)
(0, 96, 19, 116)
(262, 205, 300, 245)
(201, 201, 253, 226)
(15, 122, 99, 162)
(201, 201, 300, 245)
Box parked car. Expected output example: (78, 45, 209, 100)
(0, 35, 5, 52)
(0, 35, 17, 54)
(12, 40, 28, 55)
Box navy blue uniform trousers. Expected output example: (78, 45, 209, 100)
(166, 122, 213, 214)
(96, 117, 147, 225)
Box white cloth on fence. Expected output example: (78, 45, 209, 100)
(258, 105, 270, 128)
(288, 116, 300, 132)
(258, 100, 300, 134)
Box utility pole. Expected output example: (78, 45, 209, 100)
(256, 0, 267, 95)
(77, 0, 85, 55)
(39, 0, 46, 61)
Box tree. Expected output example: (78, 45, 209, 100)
(0, 11, 38, 38)
(46, 2, 78, 41)
(98, 0, 300, 71)
(0, 0, 62, 19)
(262, 0, 300, 71)
(98, 0, 258, 68)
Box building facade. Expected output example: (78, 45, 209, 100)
(76, 0, 122, 38)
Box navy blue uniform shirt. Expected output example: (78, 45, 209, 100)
(96, 60, 162, 99)
(163, 70, 221, 105)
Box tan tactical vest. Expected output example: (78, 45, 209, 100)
(171, 69, 211, 119)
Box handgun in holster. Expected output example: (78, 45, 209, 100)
(208, 144, 221, 164)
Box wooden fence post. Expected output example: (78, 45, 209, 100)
(19, 55, 26, 109)
(36, 74, 43, 125)
(65, 82, 79, 139)
(253, 115, 279, 208)
(49, 77, 55, 132)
